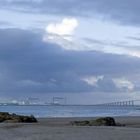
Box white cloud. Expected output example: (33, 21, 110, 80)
(113, 78, 134, 91)
(46, 18, 78, 36)
(82, 75, 104, 86)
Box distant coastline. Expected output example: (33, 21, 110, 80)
(0, 105, 139, 118)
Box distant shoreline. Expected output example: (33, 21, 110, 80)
(0, 104, 140, 106)
(0, 105, 140, 118)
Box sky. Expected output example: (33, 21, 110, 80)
(0, 0, 140, 104)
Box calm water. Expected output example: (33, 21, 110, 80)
(0, 105, 140, 118)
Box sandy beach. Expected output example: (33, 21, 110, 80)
(0, 117, 140, 140)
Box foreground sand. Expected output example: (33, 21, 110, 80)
(0, 117, 140, 140)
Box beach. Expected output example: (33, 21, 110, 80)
(0, 117, 140, 140)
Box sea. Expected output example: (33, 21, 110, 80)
(0, 105, 140, 118)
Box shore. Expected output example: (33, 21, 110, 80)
(0, 117, 140, 140)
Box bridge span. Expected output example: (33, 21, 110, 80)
(97, 100, 140, 106)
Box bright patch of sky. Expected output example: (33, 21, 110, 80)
(1, 7, 140, 58)
(43, 16, 140, 57)
(0, 9, 60, 29)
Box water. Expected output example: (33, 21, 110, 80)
(0, 105, 140, 118)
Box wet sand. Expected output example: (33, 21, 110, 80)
(0, 117, 140, 140)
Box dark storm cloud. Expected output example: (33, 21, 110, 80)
(0, 28, 140, 96)
(0, 28, 94, 95)
(1, 0, 140, 25)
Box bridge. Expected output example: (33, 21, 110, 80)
(97, 100, 140, 107)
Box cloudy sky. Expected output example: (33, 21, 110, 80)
(0, 0, 140, 104)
